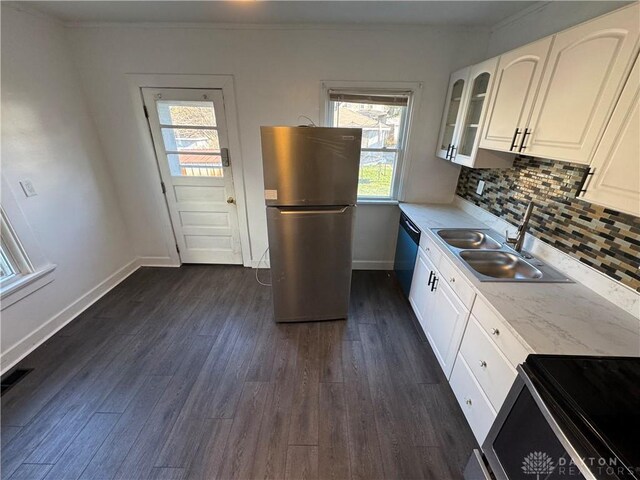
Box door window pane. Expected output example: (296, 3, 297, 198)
(161, 128, 220, 153)
(157, 101, 216, 127)
(167, 154, 223, 177)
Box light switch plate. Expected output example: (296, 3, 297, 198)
(476, 180, 485, 195)
(19, 179, 37, 197)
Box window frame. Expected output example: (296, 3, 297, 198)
(0, 175, 56, 309)
(0, 208, 33, 289)
(321, 81, 422, 203)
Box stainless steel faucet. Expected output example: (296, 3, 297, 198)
(505, 201, 534, 253)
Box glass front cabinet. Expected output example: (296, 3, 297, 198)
(436, 67, 469, 161)
(435, 57, 514, 168)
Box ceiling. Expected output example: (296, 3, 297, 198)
(25, 1, 541, 27)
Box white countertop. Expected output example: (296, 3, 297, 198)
(400, 202, 640, 357)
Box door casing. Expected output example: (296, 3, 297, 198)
(126, 74, 252, 267)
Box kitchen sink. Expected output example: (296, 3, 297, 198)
(459, 250, 543, 280)
(430, 227, 573, 283)
(437, 229, 502, 249)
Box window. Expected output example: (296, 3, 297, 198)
(326, 89, 412, 200)
(156, 100, 223, 177)
(0, 208, 32, 291)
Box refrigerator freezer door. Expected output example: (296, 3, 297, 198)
(266, 206, 355, 322)
(261, 126, 362, 206)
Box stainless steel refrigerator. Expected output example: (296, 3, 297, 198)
(260, 126, 362, 323)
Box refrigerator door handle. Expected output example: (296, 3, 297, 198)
(277, 207, 349, 215)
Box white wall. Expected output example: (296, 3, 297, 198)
(1, 5, 135, 370)
(65, 24, 490, 268)
(486, 1, 631, 57)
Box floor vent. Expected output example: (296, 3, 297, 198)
(1, 368, 33, 396)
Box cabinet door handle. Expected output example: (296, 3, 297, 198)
(577, 168, 595, 197)
(427, 271, 435, 286)
(509, 128, 521, 151)
(479, 360, 487, 368)
(449, 145, 457, 161)
(445, 143, 452, 159)
(518, 128, 531, 152)
(491, 328, 500, 336)
(430, 277, 439, 292)
(465, 398, 472, 406)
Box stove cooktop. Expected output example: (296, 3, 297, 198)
(524, 355, 640, 479)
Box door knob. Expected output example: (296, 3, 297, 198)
(227, 197, 235, 204)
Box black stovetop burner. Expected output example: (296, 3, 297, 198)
(523, 355, 640, 479)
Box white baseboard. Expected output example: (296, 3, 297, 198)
(352, 260, 394, 270)
(251, 259, 270, 269)
(137, 256, 180, 267)
(1, 259, 140, 375)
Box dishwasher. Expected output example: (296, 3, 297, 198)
(394, 212, 421, 297)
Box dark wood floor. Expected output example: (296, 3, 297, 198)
(1, 266, 477, 480)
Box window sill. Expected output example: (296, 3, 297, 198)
(1, 264, 56, 311)
(357, 199, 400, 206)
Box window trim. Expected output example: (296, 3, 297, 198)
(320, 80, 422, 203)
(1, 208, 34, 283)
(1, 175, 56, 310)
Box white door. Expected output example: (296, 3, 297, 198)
(425, 277, 470, 379)
(479, 37, 552, 153)
(524, 4, 640, 164)
(435, 67, 470, 160)
(581, 57, 640, 217)
(142, 88, 242, 264)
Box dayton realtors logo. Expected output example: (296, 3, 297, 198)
(522, 451, 556, 479)
(522, 452, 633, 477)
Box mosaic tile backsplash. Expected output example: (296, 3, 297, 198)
(455, 156, 640, 292)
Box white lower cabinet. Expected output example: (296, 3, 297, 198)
(425, 277, 470, 379)
(459, 315, 517, 411)
(449, 354, 497, 445)
(409, 246, 437, 331)
(407, 229, 533, 446)
(409, 245, 474, 379)
(471, 295, 530, 367)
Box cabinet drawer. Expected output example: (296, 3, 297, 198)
(438, 256, 476, 310)
(419, 234, 442, 268)
(460, 315, 517, 411)
(472, 296, 530, 368)
(450, 354, 497, 445)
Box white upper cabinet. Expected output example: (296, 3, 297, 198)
(479, 37, 552, 154)
(580, 57, 640, 217)
(436, 67, 469, 160)
(453, 59, 497, 165)
(451, 57, 514, 168)
(524, 5, 640, 164)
